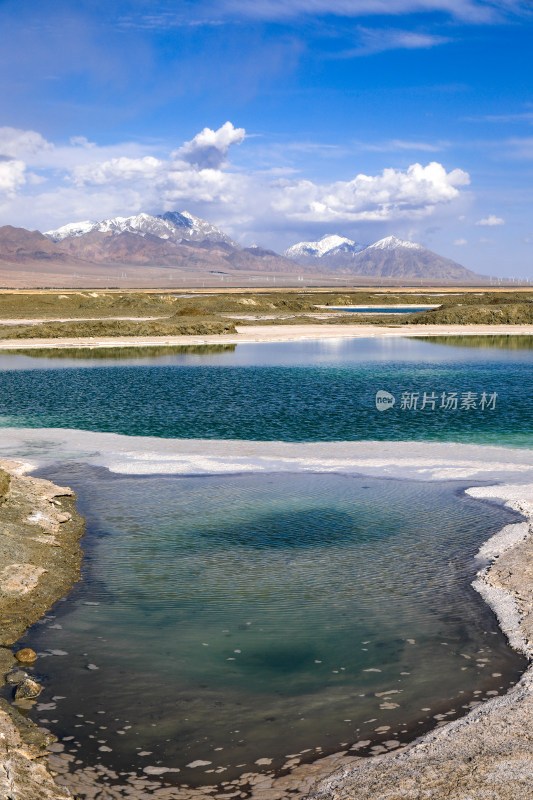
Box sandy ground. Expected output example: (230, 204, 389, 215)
(0, 322, 533, 349)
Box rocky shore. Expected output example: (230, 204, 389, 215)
(0, 459, 84, 800)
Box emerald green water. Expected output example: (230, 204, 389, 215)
(15, 467, 525, 785)
(0, 337, 532, 446)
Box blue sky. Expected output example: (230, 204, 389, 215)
(0, 0, 532, 276)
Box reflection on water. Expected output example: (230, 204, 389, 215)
(15, 467, 526, 787)
(415, 335, 533, 350)
(0, 344, 236, 360)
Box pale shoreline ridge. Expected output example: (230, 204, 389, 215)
(1, 322, 533, 350)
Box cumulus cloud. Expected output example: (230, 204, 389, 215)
(63, 122, 249, 214)
(72, 156, 163, 187)
(160, 168, 246, 206)
(0, 123, 472, 244)
(69, 123, 248, 206)
(70, 136, 97, 149)
(0, 158, 27, 195)
(475, 214, 505, 226)
(272, 162, 470, 223)
(0, 126, 52, 159)
(454, 237, 468, 245)
(173, 122, 246, 169)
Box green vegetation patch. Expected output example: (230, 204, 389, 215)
(0, 291, 180, 319)
(407, 303, 533, 325)
(0, 316, 236, 339)
(1, 289, 533, 332)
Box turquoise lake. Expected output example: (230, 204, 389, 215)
(0, 336, 533, 446)
(1, 335, 532, 789)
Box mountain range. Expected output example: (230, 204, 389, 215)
(283, 233, 477, 281)
(0, 210, 483, 284)
(45, 211, 238, 248)
(284, 234, 366, 266)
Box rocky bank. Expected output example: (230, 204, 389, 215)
(0, 459, 84, 799)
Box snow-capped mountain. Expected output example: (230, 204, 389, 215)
(45, 211, 237, 247)
(33, 212, 482, 281)
(285, 233, 422, 262)
(0, 221, 483, 283)
(366, 235, 423, 251)
(349, 237, 477, 280)
(284, 234, 365, 261)
(285, 232, 479, 280)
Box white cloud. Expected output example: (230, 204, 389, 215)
(68, 124, 248, 206)
(117, 13, 225, 31)
(30, 141, 156, 173)
(475, 214, 505, 226)
(0, 158, 27, 195)
(72, 156, 163, 187)
(340, 27, 451, 57)
(454, 237, 468, 245)
(0, 126, 52, 158)
(218, 0, 526, 23)
(272, 162, 470, 223)
(160, 169, 247, 206)
(0, 124, 472, 246)
(70, 136, 97, 149)
(173, 122, 246, 169)
(361, 139, 447, 152)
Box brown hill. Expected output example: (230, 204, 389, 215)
(0, 226, 82, 265)
(0, 224, 486, 287)
(54, 230, 299, 273)
(349, 243, 481, 281)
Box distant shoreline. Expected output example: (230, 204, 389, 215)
(1, 322, 533, 350)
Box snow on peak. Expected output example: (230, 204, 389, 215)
(367, 236, 423, 251)
(285, 234, 360, 259)
(44, 220, 95, 240)
(159, 210, 236, 245)
(44, 210, 236, 246)
(285, 233, 425, 260)
(314, 234, 356, 255)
